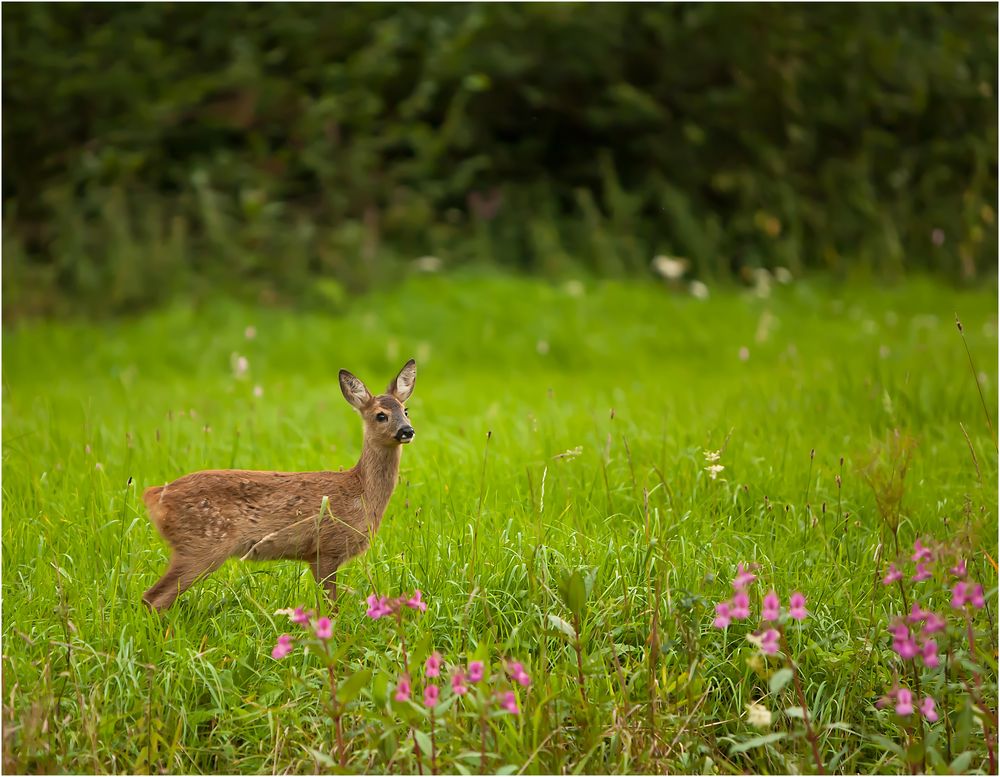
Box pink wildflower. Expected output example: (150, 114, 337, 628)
(920, 696, 938, 722)
(468, 661, 485, 683)
(425, 652, 442, 678)
(406, 590, 428, 612)
(271, 634, 293, 660)
(887, 618, 909, 640)
(451, 670, 468, 696)
(882, 563, 903, 585)
(893, 636, 919, 660)
(912, 540, 933, 563)
(291, 607, 312, 626)
(394, 676, 411, 702)
(366, 594, 392, 619)
(424, 684, 440, 708)
(907, 602, 929, 623)
(951, 581, 969, 609)
(953, 580, 985, 608)
(730, 591, 751, 620)
(762, 591, 780, 622)
(911, 562, 932, 582)
(788, 592, 807, 621)
(950, 559, 967, 578)
(313, 617, 333, 640)
(922, 612, 946, 634)
(760, 628, 780, 655)
(507, 661, 531, 687)
(733, 562, 757, 590)
(499, 690, 519, 715)
(713, 601, 732, 629)
(895, 688, 914, 716)
(920, 638, 939, 668)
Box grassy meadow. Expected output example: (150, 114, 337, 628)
(2, 272, 998, 774)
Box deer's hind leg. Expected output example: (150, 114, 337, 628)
(309, 553, 340, 605)
(142, 553, 226, 612)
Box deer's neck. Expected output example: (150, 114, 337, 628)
(355, 438, 402, 525)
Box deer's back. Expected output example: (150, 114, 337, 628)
(144, 469, 362, 551)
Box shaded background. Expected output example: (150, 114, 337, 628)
(3, 2, 997, 319)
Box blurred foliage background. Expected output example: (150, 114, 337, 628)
(2, 2, 997, 319)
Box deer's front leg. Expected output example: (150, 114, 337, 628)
(310, 555, 339, 605)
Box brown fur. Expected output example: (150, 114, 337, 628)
(141, 360, 416, 611)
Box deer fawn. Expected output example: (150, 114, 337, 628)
(141, 360, 417, 611)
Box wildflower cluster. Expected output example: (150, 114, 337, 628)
(393, 653, 529, 716)
(712, 562, 808, 655)
(877, 687, 938, 721)
(703, 449, 725, 480)
(366, 589, 427, 619)
(877, 537, 991, 730)
(270, 606, 330, 658)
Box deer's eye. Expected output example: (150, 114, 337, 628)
(376, 412, 388, 422)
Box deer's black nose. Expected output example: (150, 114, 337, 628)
(396, 426, 415, 442)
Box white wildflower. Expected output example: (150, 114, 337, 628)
(231, 353, 249, 379)
(253, 385, 264, 398)
(774, 266, 793, 284)
(746, 702, 772, 729)
(536, 340, 550, 355)
(703, 450, 721, 463)
(738, 346, 750, 362)
(752, 268, 772, 299)
(244, 325, 257, 340)
(553, 446, 584, 460)
(706, 464, 725, 480)
(414, 255, 443, 273)
(651, 255, 689, 281)
(563, 280, 585, 298)
(689, 280, 710, 300)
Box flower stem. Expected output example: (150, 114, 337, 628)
(327, 664, 346, 768)
(780, 632, 825, 775)
(479, 703, 487, 775)
(963, 610, 997, 773)
(573, 613, 586, 703)
(430, 707, 437, 775)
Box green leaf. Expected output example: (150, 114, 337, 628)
(954, 699, 973, 753)
(304, 747, 336, 767)
(336, 668, 372, 704)
(769, 668, 794, 694)
(949, 751, 974, 774)
(496, 766, 518, 775)
(729, 732, 786, 754)
(547, 613, 577, 640)
(411, 632, 433, 670)
(869, 735, 904, 757)
(371, 671, 390, 706)
(560, 570, 587, 618)
(412, 729, 433, 757)
(583, 567, 598, 600)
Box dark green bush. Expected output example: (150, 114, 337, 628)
(3, 3, 996, 317)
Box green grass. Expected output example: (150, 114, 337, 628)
(3, 273, 997, 774)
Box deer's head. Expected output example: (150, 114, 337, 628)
(339, 360, 416, 447)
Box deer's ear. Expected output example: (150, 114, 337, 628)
(387, 359, 416, 402)
(339, 369, 372, 410)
